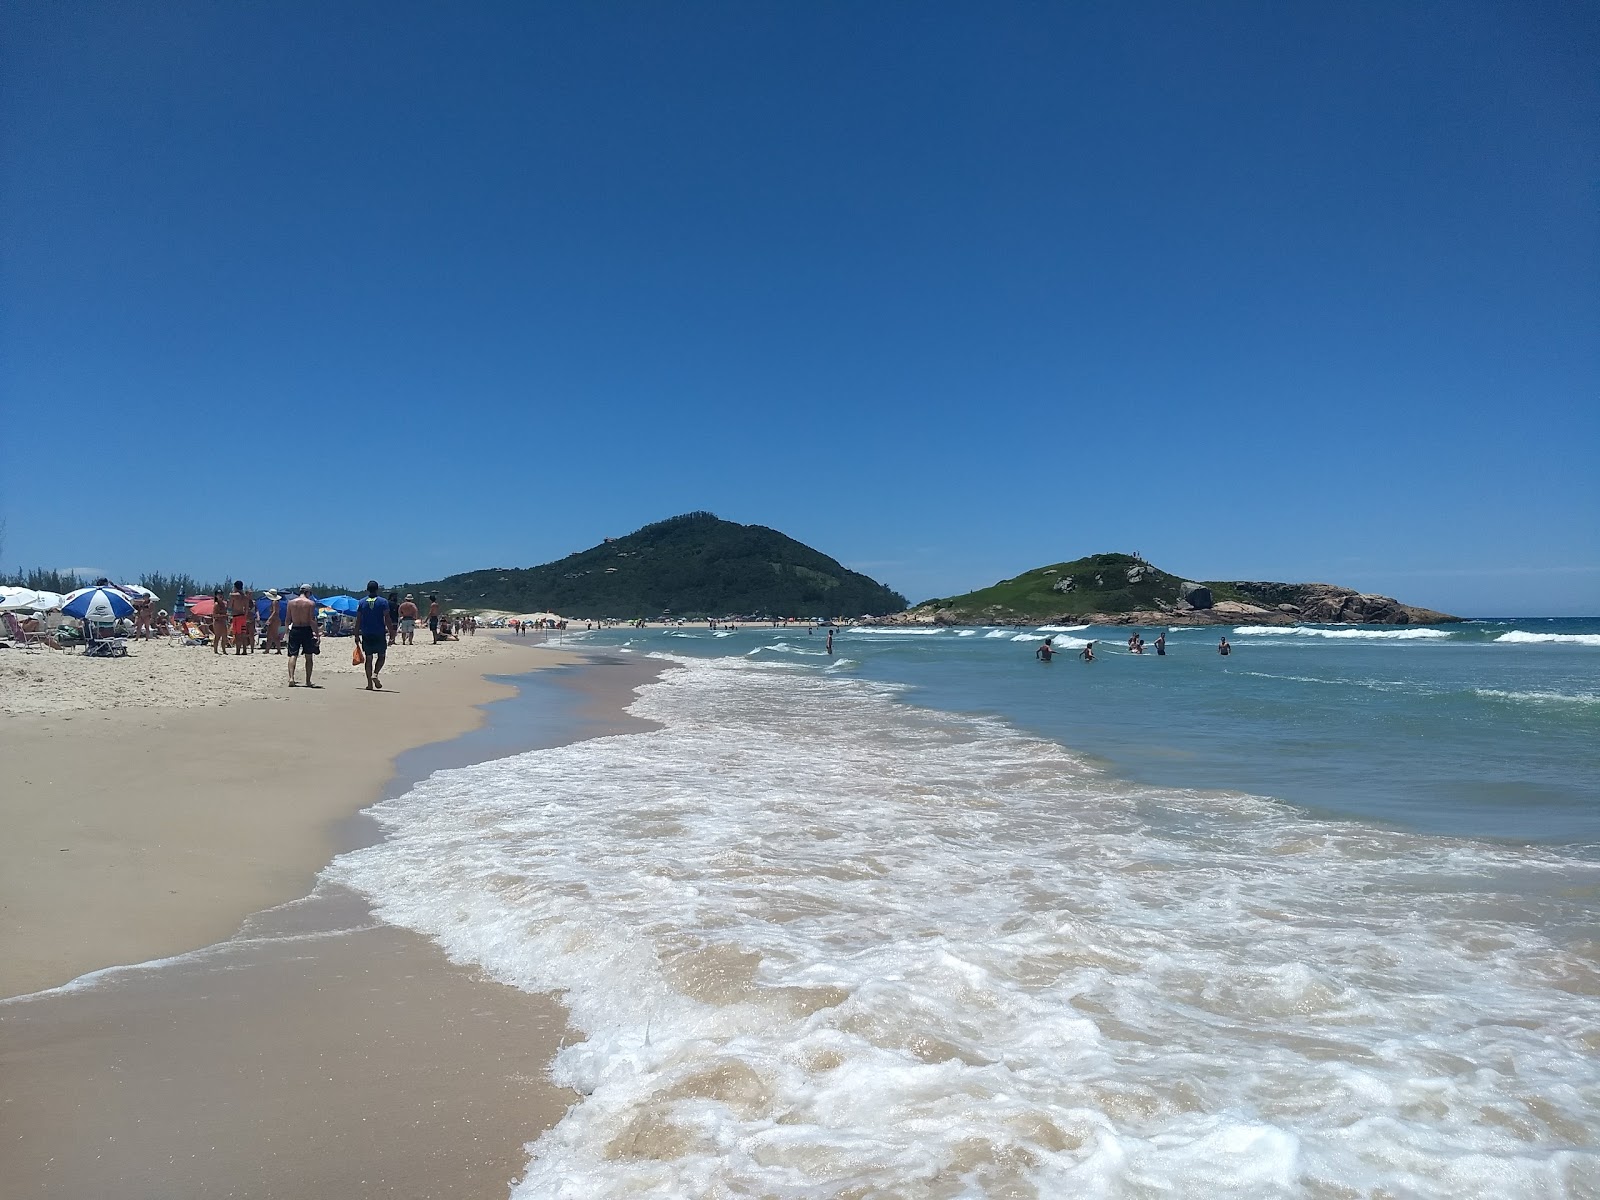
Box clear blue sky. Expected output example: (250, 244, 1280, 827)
(3, 2, 1596, 615)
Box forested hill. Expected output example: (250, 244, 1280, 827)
(401, 513, 907, 618)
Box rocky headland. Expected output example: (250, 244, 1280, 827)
(877, 554, 1459, 628)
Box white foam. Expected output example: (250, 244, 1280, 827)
(845, 626, 946, 635)
(983, 629, 1013, 639)
(1494, 631, 1600, 647)
(955, 629, 977, 637)
(1475, 688, 1600, 706)
(1012, 631, 1092, 647)
(1234, 626, 1455, 641)
(333, 655, 1600, 1198)
(1036, 624, 1091, 633)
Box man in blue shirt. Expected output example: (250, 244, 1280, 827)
(356, 580, 390, 691)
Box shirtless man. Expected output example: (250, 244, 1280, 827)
(229, 581, 251, 656)
(398, 594, 419, 644)
(427, 595, 440, 639)
(1080, 641, 1096, 662)
(286, 585, 320, 686)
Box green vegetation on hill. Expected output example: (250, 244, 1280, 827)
(401, 512, 907, 618)
(918, 553, 1223, 618)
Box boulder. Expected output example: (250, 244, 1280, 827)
(1052, 576, 1075, 594)
(1178, 582, 1213, 610)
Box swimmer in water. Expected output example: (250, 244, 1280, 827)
(1036, 637, 1054, 662)
(1079, 641, 1095, 662)
(1155, 632, 1166, 656)
(1219, 636, 1231, 656)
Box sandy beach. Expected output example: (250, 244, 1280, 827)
(1, 632, 661, 1198)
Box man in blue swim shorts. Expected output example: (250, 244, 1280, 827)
(356, 580, 390, 691)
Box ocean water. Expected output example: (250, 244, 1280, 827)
(332, 618, 1600, 1198)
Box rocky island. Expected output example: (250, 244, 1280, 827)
(882, 553, 1458, 627)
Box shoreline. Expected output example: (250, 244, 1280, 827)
(1, 639, 668, 1199)
(1, 635, 583, 998)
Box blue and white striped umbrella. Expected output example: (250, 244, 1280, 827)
(60, 586, 135, 622)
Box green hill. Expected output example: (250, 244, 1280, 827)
(401, 512, 907, 619)
(917, 553, 1208, 618)
(913, 553, 1458, 625)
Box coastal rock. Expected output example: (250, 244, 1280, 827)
(1051, 576, 1075, 594)
(1179, 582, 1213, 610)
(1212, 600, 1274, 617)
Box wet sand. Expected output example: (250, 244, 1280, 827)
(1, 644, 666, 1199)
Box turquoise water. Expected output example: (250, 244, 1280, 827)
(594, 617, 1600, 848)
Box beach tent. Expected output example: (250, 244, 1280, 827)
(256, 592, 319, 620)
(60, 586, 135, 623)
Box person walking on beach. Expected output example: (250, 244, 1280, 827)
(398, 594, 419, 644)
(1219, 636, 1232, 656)
(286, 584, 320, 686)
(229, 582, 251, 656)
(386, 590, 400, 646)
(1036, 637, 1055, 662)
(210, 590, 229, 654)
(264, 591, 283, 653)
(356, 581, 390, 690)
(427, 595, 440, 640)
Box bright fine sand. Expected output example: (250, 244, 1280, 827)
(0, 633, 652, 1199)
(0, 632, 560, 994)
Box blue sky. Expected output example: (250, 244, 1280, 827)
(3, 2, 1596, 615)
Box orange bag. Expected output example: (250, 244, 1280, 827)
(352, 643, 364, 666)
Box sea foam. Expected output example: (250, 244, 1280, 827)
(1234, 626, 1455, 640)
(1494, 631, 1600, 647)
(332, 655, 1600, 1198)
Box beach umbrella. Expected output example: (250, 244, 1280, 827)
(30, 590, 66, 611)
(116, 583, 159, 601)
(0, 588, 41, 612)
(185, 595, 217, 617)
(60, 586, 135, 622)
(322, 595, 361, 614)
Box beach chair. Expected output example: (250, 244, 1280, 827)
(83, 632, 129, 657)
(3, 612, 51, 650)
(178, 620, 210, 646)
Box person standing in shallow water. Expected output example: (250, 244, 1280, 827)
(1218, 636, 1231, 656)
(356, 581, 390, 690)
(1155, 632, 1166, 656)
(1036, 638, 1055, 662)
(826, 628, 834, 656)
(1080, 641, 1095, 662)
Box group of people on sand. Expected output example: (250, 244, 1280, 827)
(1036, 632, 1231, 662)
(184, 581, 472, 691)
